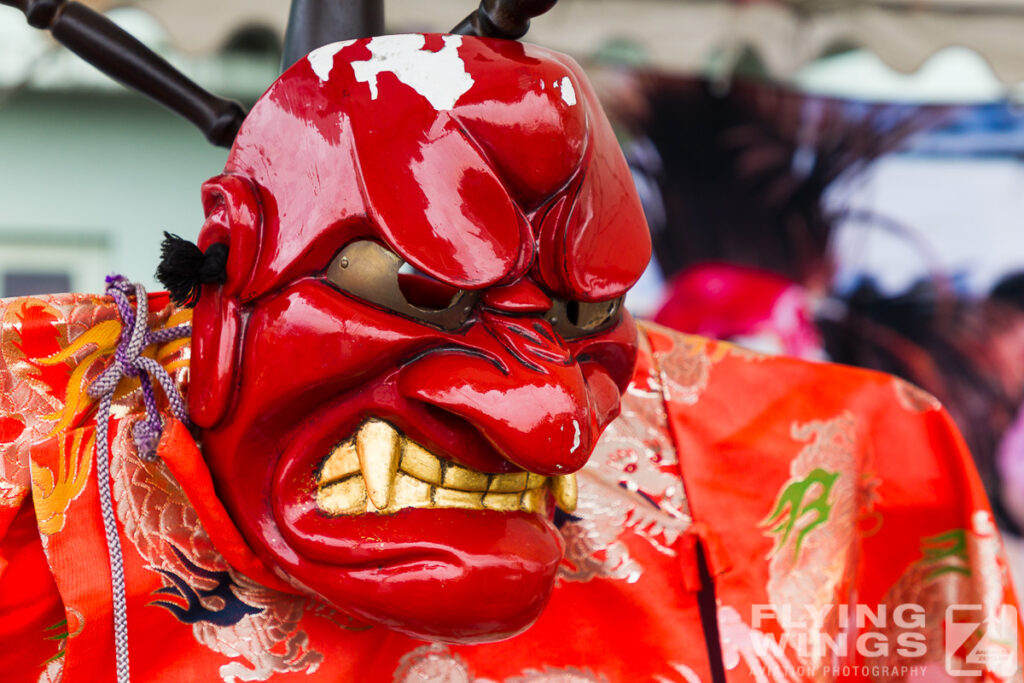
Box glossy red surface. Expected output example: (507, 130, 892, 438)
(190, 34, 650, 642)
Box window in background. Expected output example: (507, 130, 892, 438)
(0, 235, 109, 298)
(3, 272, 72, 297)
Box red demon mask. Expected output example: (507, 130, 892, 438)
(188, 34, 650, 643)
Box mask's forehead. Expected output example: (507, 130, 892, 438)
(223, 35, 649, 300)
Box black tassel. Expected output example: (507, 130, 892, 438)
(156, 232, 229, 308)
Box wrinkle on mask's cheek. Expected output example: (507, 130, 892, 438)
(240, 283, 438, 414)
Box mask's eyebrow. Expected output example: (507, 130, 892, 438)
(353, 113, 532, 291)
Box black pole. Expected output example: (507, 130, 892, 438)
(281, 0, 385, 72)
(452, 0, 558, 40)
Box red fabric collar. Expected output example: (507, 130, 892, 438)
(156, 418, 296, 594)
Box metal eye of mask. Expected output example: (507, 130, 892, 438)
(544, 296, 623, 340)
(327, 240, 622, 338)
(326, 240, 479, 330)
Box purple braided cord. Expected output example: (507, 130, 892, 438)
(90, 276, 191, 458)
(86, 275, 192, 683)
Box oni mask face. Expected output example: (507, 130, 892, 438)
(188, 34, 650, 643)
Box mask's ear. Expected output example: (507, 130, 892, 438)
(189, 174, 262, 428)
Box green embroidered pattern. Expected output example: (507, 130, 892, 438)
(762, 467, 840, 560)
(920, 528, 971, 580)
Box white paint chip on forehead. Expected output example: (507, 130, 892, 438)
(350, 34, 474, 111)
(555, 76, 577, 106)
(307, 40, 356, 82)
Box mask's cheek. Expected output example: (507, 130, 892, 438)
(230, 280, 445, 428)
(198, 280, 450, 517)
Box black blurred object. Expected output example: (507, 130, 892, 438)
(641, 78, 949, 287)
(0, 0, 246, 148)
(992, 272, 1024, 311)
(281, 0, 385, 71)
(453, 0, 558, 39)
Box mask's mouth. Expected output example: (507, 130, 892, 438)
(315, 419, 578, 516)
(272, 415, 573, 642)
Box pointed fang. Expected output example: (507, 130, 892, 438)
(550, 474, 578, 513)
(355, 419, 401, 510)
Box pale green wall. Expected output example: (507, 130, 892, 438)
(0, 91, 231, 293)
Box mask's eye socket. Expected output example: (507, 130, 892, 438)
(325, 240, 478, 330)
(545, 296, 624, 340)
(398, 261, 461, 310)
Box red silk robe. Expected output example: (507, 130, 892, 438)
(0, 291, 1020, 682)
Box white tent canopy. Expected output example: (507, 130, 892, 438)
(3, 0, 1023, 95)
(62, 0, 1024, 82)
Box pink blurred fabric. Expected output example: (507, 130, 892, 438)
(653, 262, 824, 360)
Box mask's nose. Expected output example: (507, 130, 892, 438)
(396, 281, 620, 475)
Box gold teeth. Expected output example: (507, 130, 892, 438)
(355, 418, 400, 509)
(315, 419, 577, 516)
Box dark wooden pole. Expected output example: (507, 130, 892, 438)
(281, 0, 385, 71)
(452, 0, 558, 39)
(0, 0, 246, 148)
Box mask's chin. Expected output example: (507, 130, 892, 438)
(269, 419, 572, 643)
(279, 507, 564, 642)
